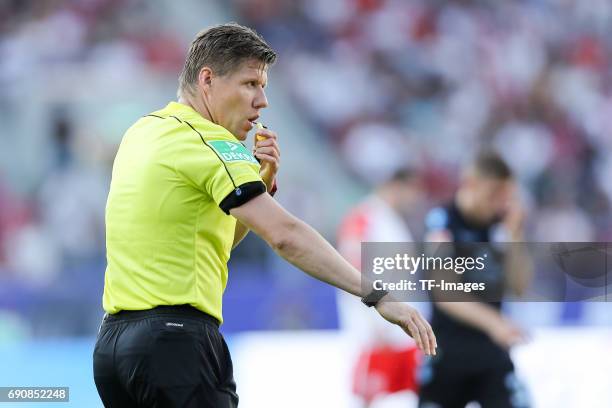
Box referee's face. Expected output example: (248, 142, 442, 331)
(207, 59, 269, 140)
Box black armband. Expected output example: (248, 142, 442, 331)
(219, 181, 266, 214)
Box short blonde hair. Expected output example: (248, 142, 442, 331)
(177, 22, 276, 97)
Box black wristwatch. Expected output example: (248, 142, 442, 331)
(361, 289, 389, 307)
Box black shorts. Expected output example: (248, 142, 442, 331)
(93, 305, 238, 408)
(417, 336, 530, 408)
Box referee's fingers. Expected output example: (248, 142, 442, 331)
(254, 127, 277, 140)
(255, 146, 280, 160)
(255, 137, 279, 150)
(415, 319, 432, 355)
(413, 315, 436, 355)
(254, 152, 279, 168)
(426, 320, 437, 353)
(404, 319, 426, 354)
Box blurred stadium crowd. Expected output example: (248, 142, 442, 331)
(235, 0, 612, 241)
(0, 0, 611, 337)
(0, 0, 187, 336)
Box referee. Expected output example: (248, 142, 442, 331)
(93, 23, 436, 408)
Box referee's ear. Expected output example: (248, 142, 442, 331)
(198, 67, 214, 92)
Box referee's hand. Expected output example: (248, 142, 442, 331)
(253, 127, 280, 192)
(375, 300, 437, 355)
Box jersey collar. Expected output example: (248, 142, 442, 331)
(163, 101, 237, 140)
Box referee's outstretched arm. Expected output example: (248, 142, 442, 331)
(230, 193, 437, 356)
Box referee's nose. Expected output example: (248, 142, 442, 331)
(253, 87, 268, 110)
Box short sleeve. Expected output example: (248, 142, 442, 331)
(424, 207, 453, 242)
(425, 207, 449, 232)
(176, 137, 265, 214)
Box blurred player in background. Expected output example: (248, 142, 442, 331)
(418, 151, 532, 408)
(337, 168, 426, 407)
(94, 22, 436, 408)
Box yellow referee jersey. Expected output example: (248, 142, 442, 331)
(103, 102, 265, 323)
